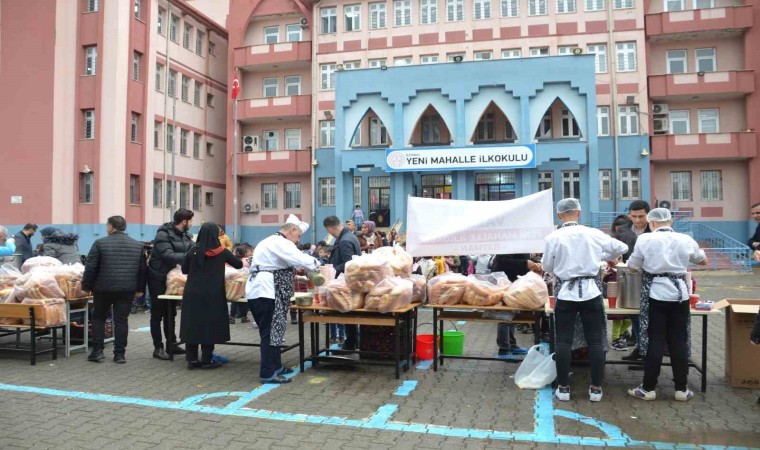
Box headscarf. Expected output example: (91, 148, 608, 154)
(40, 227, 59, 243)
(192, 222, 223, 269)
(362, 220, 376, 236)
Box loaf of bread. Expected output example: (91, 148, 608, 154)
(224, 267, 248, 300)
(20, 298, 66, 327)
(409, 274, 427, 303)
(165, 266, 187, 296)
(502, 272, 549, 310)
(463, 279, 506, 306)
(344, 255, 393, 293)
(13, 269, 66, 300)
(371, 246, 413, 278)
(53, 263, 87, 299)
(426, 273, 470, 305)
(21, 256, 62, 274)
(325, 277, 365, 312)
(0, 264, 22, 288)
(364, 277, 413, 313)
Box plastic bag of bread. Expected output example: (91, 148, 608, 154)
(53, 263, 87, 299)
(165, 265, 187, 296)
(325, 277, 365, 312)
(21, 256, 62, 274)
(371, 245, 413, 278)
(0, 287, 23, 325)
(344, 254, 393, 293)
(20, 298, 66, 327)
(463, 277, 507, 306)
(365, 277, 413, 313)
(409, 274, 427, 303)
(224, 267, 248, 300)
(13, 269, 66, 299)
(0, 264, 22, 288)
(427, 273, 469, 305)
(503, 272, 549, 310)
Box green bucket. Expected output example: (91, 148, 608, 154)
(442, 330, 465, 356)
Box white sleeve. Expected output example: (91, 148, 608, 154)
(540, 238, 555, 274)
(277, 239, 320, 271)
(599, 232, 628, 261)
(627, 240, 644, 270)
(688, 237, 707, 264)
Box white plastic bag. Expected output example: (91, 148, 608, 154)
(514, 344, 557, 389)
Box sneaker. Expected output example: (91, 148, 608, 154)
(152, 348, 170, 360)
(622, 349, 643, 361)
(612, 339, 629, 352)
(262, 375, 292, 384)
(87, 350, 105, 362)
(510, 346, 529, 355)
(113, 353, 126, 364)
(628, 385, 656, 401)
(555, 386, 570, 402)
(277, 367, 295, 376)
(675, 388, 694, 402)
(589, 386, 603, 402)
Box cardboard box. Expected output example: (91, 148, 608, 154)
(713, 299, 760, 389)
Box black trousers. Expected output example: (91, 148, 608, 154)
(643, 298, 690, 391)
(250, 298, 281, 379)
(148, 274, 177, 349)
(92, 292, 133, 354)
(186, 344, 215, 364)
(496, 323, 518, 350)
(554, 296, 606, 387)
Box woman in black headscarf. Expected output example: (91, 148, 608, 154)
(180, 222, 243, 369)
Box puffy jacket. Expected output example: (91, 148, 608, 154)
(82, 232, 147, 293)
(13, 231, 33, 263)
(43, 231, 81, 265)
(148, 223, 194, 279)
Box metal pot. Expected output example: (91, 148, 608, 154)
(617, 265, 642, 310)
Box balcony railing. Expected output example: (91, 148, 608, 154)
(650, 132, 757, 161)
(238, 95, 312, 121)
(237, 149, 312, 176)
(646, 5, 754, 38)
(648, 70, 755, 99)
(233, 41, 312, 69)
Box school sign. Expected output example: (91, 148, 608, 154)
(384, 144, 536, 172)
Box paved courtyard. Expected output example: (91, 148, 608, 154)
(1, 270, 759, 449)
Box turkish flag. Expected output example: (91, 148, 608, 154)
(231, 74, 240, 100)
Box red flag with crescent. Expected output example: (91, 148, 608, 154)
(231, 74, 240, 100)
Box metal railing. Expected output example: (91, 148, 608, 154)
(692, 223, 752, 272)
(591, 211, 693, 233)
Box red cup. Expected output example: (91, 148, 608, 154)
(689, 294, 699, 309)
(549, 296, 555, 308)
(608, 297, 617, 309)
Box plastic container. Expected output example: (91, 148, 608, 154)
(442, 330, 465, 356)
(689, 294, 700, 309)
(416, 334, 437, 360)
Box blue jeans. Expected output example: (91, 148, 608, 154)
(329, 323, 346, 340)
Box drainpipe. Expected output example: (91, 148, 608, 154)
(310, 2, 322, 244)
(607, 2, 620, 213)
(163, 3, 172, 223)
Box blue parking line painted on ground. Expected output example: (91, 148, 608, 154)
(456, 321, 466, 325)
(415, 359, 433, 370)
(133, 327, 150, 332)
(393, 380, 418, 396)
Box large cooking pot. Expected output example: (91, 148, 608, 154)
(617, 265, 642, 310)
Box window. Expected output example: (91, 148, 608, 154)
(79, 173, 94, 204)
(695, 0, 714, 8)
(394, 56, 413, 66)
(671, 171, 692, 201)
(663, 0, 683, 11)
(134, 0, 142, 19)
(259, 131, 277, 151)
(666, 49, 687, 74)
(505, 120, 517, 141)
(183, 23, 193, 49)
(264, 26, 279, 44)
(84, 46, 97, 75)
(369, 176, 391, 210)
(321, 7, 337, 34)
(599, 169, 611, 200)
(181, 76, 189, 102)
(206, 93, 215, 107)
(192, 185, 202, 210)
(370, 2, 387, 28)
(130, 113, 139, 142)
(535, 112, 552, 139)
(83, 109, 95, 139)
(320, 64, 336, 90)
(168, 70, 177, 97)
(529, 47, 549, 57)
(502, 49, 521, 59)
(369, 118, 388, 145)
(285, 182, 301, 209)
(420, 175, 452, 199)
(420, 0, 438, 23)
(285, 129, 301, 150)
(319, 178, 336, 206)
(166, 181, 175, 208)
(477, 113, 496, 141)
(166, 124, 174, 152)
(474, 0, 492, 19)
(196, 30, 204, 55)
(558, 46, 578, 55)
(263, 78, 278, 97)
(157, 7, 165, 34)
(154, 121, 162, 149)
(476, 172, 516, 201)
(614, 0, 633, 7)
(369, 58, 387, 68)
(420, 54, 439, 64)
(597, 106, 610, 136)
(180, 129, 189, 155)
(194, 80, 202, 107)
(285, 76, 301, 96)
(701, 170, 722, 201)
(616, 42, 637, 71)
(501, 0, 519, 16)
(206, 142, 214, 156)
(193, 132, 202, 158)
(698, 109, 719, 133)
(286, 24, 302, 42)
(618, 106, 639, 135)
(422, 115, 442, 143)
(695, 48, 716, 72)
(132, 51, 141, 81)
(585, 0, 604, 11)
(86, 0, 98, 13)
(447, 52, 465, 62)
(561, 171, 580, 199)
(320, 121, 335, 147)
(353, 177, 362, 206)
(345, 4, 361, 31)
(179, 183, 190, 209)
(620, 169, 640, 200)
(561, 109, 580, 137)
(395, 0, 412, 26)
(587, 44, 607, 73)
(446, 0, 464, 21)
(153, 179, 163, 207)
(155, 63, 163, 91)
(205, 192, 214, 206)
(129, 175, 140, 205)
(170, 15, 179, 42)
(344, 61, 361, 70)
(529, 0, 548, 15)
(538, 171, 553, 192)
(669, 110, 690, 134)
(556, 0, 576, 13)
(208, 41, 216, 55)
(262, 183, 277, 209)
(474, 51, 493, 60)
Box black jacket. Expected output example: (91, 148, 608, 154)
(490, 253, 531, 282)
(82, 232, 147, 293)
(614, 227, 638, 262)
(148, 223, 194, 279)
(13, 231, 33, 263)
(329, 227, 362, 275)
(748, 223, 760, 249)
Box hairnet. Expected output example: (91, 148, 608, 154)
(556, 198, 581, 214)
(647, 208, 672, 222)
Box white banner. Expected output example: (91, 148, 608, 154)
(405, 190, 555, 257)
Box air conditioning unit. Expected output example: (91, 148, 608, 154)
(653, 118, 669, 133)
(658, 200, 672, 209)
(243, 135, 259, 152)
(242, 203, 260, 214)
(652, 103, 669, 115)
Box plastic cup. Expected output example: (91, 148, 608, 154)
(689, 294, 699, 309)
(549, 296, 555, 308)
(608, 296, 617, 309)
